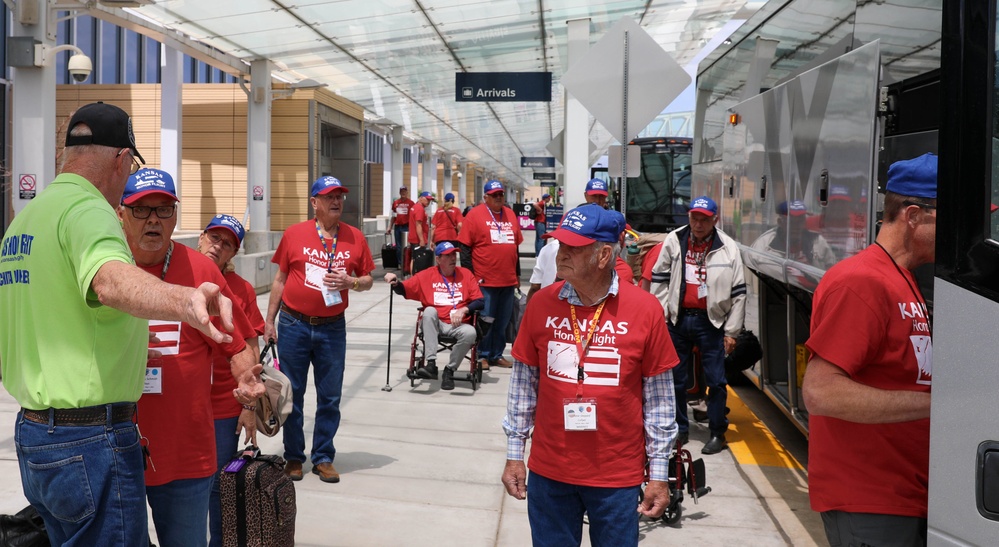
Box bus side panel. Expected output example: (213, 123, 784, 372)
(928, 280, 999, 546)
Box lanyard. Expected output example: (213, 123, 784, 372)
(688, 234, 712, 283)
(486, 206, 504, 230)
(875, 242, 932, 334)
(439, 268, 458, 309)
(138, 242, 173, 281)
(569, 300, 606, 399)
(315, 220, 339, 272)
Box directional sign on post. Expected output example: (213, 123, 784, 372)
(534, 172, 557, 181)
(560, 17, 690, 143)
(521, 157, 555, 168)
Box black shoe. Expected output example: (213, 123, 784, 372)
(692, 409, 709, 423)
(417, 361, 439, 379)
(702, 435, 727, 455)
(676, 431, 688, 447)
(441, 367, 455, 390)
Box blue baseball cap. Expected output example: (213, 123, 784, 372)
(435, 241, 459, 256)
(311, 176, 349, 196)
(549, 204, 626, 246)
(777, 200, 807, 216)
(123, 168, 177, 205)
(484, 180, 505, 195)
(444, 192, 455, 201)
(585, 178, 609, 196)
(689, 196, 718, 217)
(886, 153, 937, 199)
(419, 191, 436, 201)
(204, 214, 245, 247)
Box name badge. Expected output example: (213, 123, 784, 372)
(697, 283, 709, 299)
(323, 285, 342, 307)
(563, 398, 598, 431)
(143, 367, 162, 394)
(491, 229, 509, 244)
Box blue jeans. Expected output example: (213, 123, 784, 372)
(393, 225, 408, 265)
(668, 312, 728, 436)
(527, 471, 640, 547)
(147, 476, 213, 547)
(14, 406, 147, 546)
(534, 220, 547, 256)
(278, 310, 347, 465)
(480, 286, 515, 361)
(209, 416, 240, 547)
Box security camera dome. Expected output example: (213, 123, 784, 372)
(67, 54, 92, 83)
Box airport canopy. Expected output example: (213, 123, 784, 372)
(121, 0, 757, 185)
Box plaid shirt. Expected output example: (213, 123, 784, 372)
(501, 273, 677, 482)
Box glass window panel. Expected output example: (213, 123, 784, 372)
(100, 21, 119, 83)
(143, 37, 160, 83)
(124, 31, 140, 83)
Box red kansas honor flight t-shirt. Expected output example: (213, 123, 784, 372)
(512, 281, 679, 487)
(272, 220, 376, 318)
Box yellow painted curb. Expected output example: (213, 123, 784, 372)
(724, 386, 804, 470)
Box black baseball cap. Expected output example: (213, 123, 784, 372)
(65, 102, 145, 164)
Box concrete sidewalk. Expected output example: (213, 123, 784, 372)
(0, 232, 820, 546)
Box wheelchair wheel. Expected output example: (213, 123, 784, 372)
(662, 502, 682, 525)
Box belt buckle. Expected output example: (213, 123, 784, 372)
(309, 316, 323, 326)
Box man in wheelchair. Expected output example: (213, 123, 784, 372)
(385, 242, 484, 390)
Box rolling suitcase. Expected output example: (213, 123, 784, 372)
(412, 246, 434, 274)
(220, 446, 296, 547)
(382, 239, 399, 269)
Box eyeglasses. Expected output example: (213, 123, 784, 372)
(903, 201, 937, 211)
(488, 192, 506, 198)
(316, 193, 346, 201)
(204, 230, 236, 252)
(117, 149, 142, 175)
(123, 204, 176, 219)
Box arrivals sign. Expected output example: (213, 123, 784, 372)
(521, 157, 556, 168)
(455, 72, 552, 102)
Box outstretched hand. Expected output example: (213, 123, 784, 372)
(185, 283, 233, 345)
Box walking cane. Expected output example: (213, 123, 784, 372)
(382, 285, 394, 392)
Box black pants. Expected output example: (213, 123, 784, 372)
(821, 510, 927, 547)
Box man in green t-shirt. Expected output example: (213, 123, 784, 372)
(0, 102, 263, 546)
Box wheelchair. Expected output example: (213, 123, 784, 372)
(407, 306, 485, 391)
(651, 437, 711, 525)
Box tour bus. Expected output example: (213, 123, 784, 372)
(691, 0, 998, 542)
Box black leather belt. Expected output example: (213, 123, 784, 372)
(22, 403, 136, 427)
(281, 303, 344, 325)
(681, 308, 708, 316)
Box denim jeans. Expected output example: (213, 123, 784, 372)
(278, 310, 347, 465)
(393, 225, 408, 265)
(479, 285, 515, 361)
(527, 471, 640, 547)
(667, 312, 729, 436)
(209, 416, 240, 547)
(147, 476, 213, 547)
(14, 406, 147, 546)
(534, 220, 547, 257)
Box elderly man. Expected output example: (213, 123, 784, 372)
(385, 242, 484, 390)
(502, 204, 679, 547)
(0, 102, 247, 546)
(264, 176, 376, 484)
(458, 180, 523, 370)
(803, 154, 936, 545)
(532, 193, 552, 256)
(386, 186, 414, 266)
(585, 178, 610, 208)
(409, 190, 436, 250)
(650, 196, 746, 454)
(118, 169, 262, 547)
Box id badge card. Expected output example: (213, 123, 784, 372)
(322, 285, 342, 307)
(491, 229, 509, 244)
(697, 283, 709, 299)
(143, 367, 162, 394)
(563, 398, 598, 431)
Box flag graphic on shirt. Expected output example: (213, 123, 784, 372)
(149, 320, 181, 356)
(546, 341, 621, 386)
(910, 334, 932, 385)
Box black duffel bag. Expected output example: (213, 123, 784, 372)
(0, 505, 50, 547)
(725, 329, 763, 376)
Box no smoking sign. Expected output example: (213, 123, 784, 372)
(19, 174, 36, 199)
